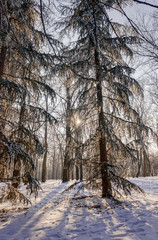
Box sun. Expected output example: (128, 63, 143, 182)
(76, 118, 81, 126)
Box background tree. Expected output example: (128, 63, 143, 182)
(131, 8, 158, 176)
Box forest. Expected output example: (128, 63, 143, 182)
(0, 0, 158, 203)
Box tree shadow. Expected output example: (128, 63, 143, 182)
(37, 194, 158, 240)
(0, 181, 70, 240)
(37, 195, 113, 240)
(1, 184, 158, 240)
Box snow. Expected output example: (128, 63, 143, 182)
(0, 177, 158, 240)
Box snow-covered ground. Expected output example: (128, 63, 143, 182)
(0, 177, 158, 240)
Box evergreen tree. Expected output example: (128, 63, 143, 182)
(0, 0, 58, 200)
(58, 0, 150, 198)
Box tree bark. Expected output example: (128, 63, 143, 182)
(12, 81, 26, 188)
(0, 11, 8, 128)
(80, 162, 83, 181)
(42, 148, 47, 182)
(136, 149, 142, 177)
(62, 81, 72, 182)
(143, 149, 151, 177)
(94, 44, 112, 198)
(0, 46, 7, 77)
(0, 8, 10, 180)
(42, 94, 48, 182)
(76, 165, 79, 180)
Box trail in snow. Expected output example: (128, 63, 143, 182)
(0, 177, 158, 240)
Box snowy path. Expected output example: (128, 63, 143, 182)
(0, 177, 158, 240)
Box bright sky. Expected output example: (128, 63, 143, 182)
(109, 0, 158, 24)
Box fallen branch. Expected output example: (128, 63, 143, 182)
(72, 195, 98, 200)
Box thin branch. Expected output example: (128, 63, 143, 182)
(39, 0, 57, 55)
(133, 0, 158, 9)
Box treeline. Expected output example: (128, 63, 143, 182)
(0, 0, 157, 202)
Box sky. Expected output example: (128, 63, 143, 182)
(109, 0, 158, 24)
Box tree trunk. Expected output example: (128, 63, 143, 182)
(99, 133, 112, 197)
(71, 165, 74, 180)
(80, 161, 83, 181)
(143, 149, 151, 177)
(0, 8, 11, 77)
(0, 46, 7, 77)
(42, 149, 47, 182)
(63, 151, 70, 182)
(76, 165, 79, 180)
(95, 47, 112, 198)
(62, 80, 72, 182)
(90, 2, 112, 197)
(0, 12, 7, 129)
(0, 9, 7, 78)
(136, 149, 142, 177)
(12, 81, 26, 188)
(42, 94, 48, 182)
(0, 9, 10, 180)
